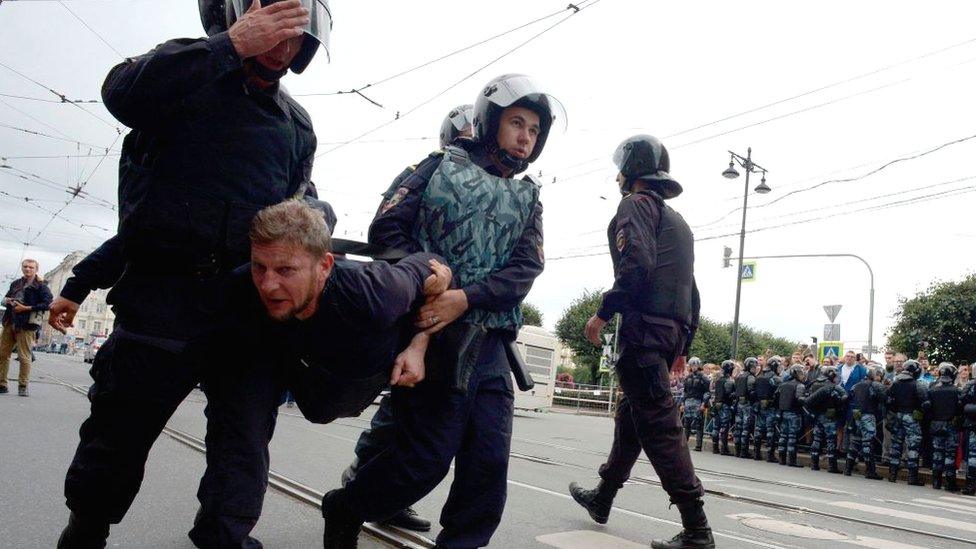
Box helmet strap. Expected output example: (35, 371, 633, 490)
(486, 141, 529, 175)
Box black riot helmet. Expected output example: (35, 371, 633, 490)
(938, 362, 958, 381)
(612, 134, 682, 199)
(823, 367, 837, 382)
(903, 359, 922, 379)
(766, 356, 782, 373)
(789, 364, 806, 382)
(688, 356, 703, 372)
(439, 104, 474, 148)
(743, 357, 759, 373)
(199, 0, 332, 73)
(472, 74, 567, 174)
(721, 360, 735, 376)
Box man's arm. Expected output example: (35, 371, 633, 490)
(101, 33, 243, 130)
(682, 277, 701, 356)
(461, 200, 544, 312)
(335, 253, 446, 330)
(597, 195, 661, 321)
(60, 235, 125, 304)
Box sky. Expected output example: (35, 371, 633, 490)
(1, 0, 975, 357)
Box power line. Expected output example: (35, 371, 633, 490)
(690, 132, 976, 229)
(316, 0, 602, 158)
(0, 153, 120, 159)
(57, 0, 125, 58)
(1, 163, 117, 210)
(0, 97, 73, 139)
(0, 92, 100, 104)
(0, 122, 121, 151)
(547, 182, 976, 261)
(0, 60, 121, 132)
(294, 2, 579, 102)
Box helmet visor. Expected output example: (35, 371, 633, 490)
(448, 105, 474, 132)
(229, 0, 332, 60)
(482, 75, 567, 133)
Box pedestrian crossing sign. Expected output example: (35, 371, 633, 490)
(740, 261, 757, 282)
(818, 341, 843, 363)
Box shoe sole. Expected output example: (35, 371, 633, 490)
(569, 492, 609, 525)
(379, 520, 431, 533)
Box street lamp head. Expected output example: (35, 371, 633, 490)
(722, 160, 740, 179)
(754, 173, 771, 194)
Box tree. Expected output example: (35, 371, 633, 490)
(688, 318, 796, 363)
(887, 274, 976, 363)
(521, 302, 543, 327)
(554, 289, 617, 381)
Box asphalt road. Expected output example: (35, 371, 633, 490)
(8, 352, 976, 548)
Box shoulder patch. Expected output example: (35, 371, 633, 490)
(615, 229, 626, 252)
(381, 186, 410, 214)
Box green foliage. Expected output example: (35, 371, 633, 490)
(554, 289, 617, 381)
(887, 274, 976, 363)
(688, 317, 796, 363)
(521, 302, 543, 327)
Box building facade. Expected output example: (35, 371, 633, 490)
(37, 250, 114, 350)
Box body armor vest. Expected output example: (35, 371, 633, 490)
(777, 380, 803, 412)
(734, 373, 755, 403)
(851, 380, 882, 415)
(684, 372, 709, 400)
(754, 372, 777, 401)
(889, 379, 923, 413)
(714, 376, 735, 404)
(928, 382, 960, 421)
(414, 147, 539, 330)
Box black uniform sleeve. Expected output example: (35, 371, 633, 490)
(367, 154, 444, 254)
(101, 32, 243, 130)
(462, 200, 544, 312)
(597, 195, 661, 320)
(333, 252, 443, 330)
(683, 278, 701, 355)
(60, 235, 125, 304)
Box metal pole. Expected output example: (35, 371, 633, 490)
(609, 312, 621, 415)
(730, 148, 752, 359)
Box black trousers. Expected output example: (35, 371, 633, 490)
(598, 344, 704, 504)
(63, 333, 281, 548)
(341, 392, 396, 487)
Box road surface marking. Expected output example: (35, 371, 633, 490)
(536, 531, 645, 549)
(729, 514, 925, 549)
(831, 501, 976, 533)
(911, 497, 976, 514)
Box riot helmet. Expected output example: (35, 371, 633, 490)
(937, 362, 958, 381)
(903, 359, 922, 379)
(688, 356, 703, 372)
(721, 360, 735, 376)
(612, 134, 682, 198)
(199, 0, 332, 73)
(823, 367, 837, 382)
(766, 356, 782, 373)
(789, 364, 806, 382)
(743, 357, 759, 373)
(439, 104, 474, 148)
(472, 74, 567, 174)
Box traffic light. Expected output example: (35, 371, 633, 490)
(722, 246, 732, 268)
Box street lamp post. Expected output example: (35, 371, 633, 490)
(721, 148, 770, 359)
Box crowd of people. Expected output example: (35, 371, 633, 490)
(673, 350, 976, 493)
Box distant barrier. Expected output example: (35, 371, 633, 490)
(552, 382, 619, 416)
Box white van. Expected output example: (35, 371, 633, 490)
(512, 325, 560, 412)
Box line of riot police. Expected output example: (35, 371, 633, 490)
(679, 356, 976, 495)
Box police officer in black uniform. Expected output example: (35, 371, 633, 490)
(753, 356, 781, 463)
(711, 360, 737, 456)
(50, 2, 332, 547)
(569, 134, 712, 549)
(805, 367, 847, 473)
(774, 365, 807, 466)
(681, 357, 710, 451)
(961, 363, 976, 496)
(926, 363, 963, 491)
(887, 359, 929, 485)
(846, 367, 886, 479)
(733, 357, 758, 458)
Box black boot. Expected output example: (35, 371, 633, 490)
(57, 512, 109, 549)
(827, 457, 841, 474)
(778, 450, 786, 465)
(962, 468, 976, 496)
(946, 472, 959, 493)
(766, 447, 777, 463)
(788, 452, 802, 467)
(741, 443, 752, 460)
(322, 489, 363, 549)
(888, 465, 900, 483)
(380, 507, 431, 532)
(865, 460, 883, 480)
(569, 480, 619, 525)
(711, 439, 720, 454)
(932, 468, 943, 490)
(907, 468, 925, 486)
(753, 442, 763, 461)
(734, 444, 741, 458)
(650, 499, 715, 549)
(843, 458, 854, 476)
(720, 439, 731, 456)
(810, 454, 820, 471)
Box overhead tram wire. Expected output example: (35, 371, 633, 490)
(0, 92, 99, 104)
(542, 33, 976, 184)
(0, 123, 121, 152)
(0, 97, 74, 139)
(294, 2, 581, 102)
(315, 0, 603, 159)
(0, 60, 121, 133)
(690, 131, 976, 229)
(546, 182, 976, 261)
(0, 163, 117, 210)
(57, 0, 125, 59)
